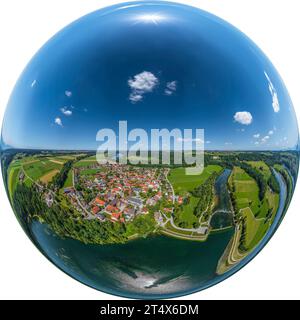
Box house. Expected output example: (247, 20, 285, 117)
(146, 198, 157, 206)
(142, 207, 149, 215)
(45, 193, 53, 207)
(92, 206, 100, 215)
(178, 196, 183, 205)
(127, 197, 143, 208)
(111, 212, 122, 222)
(64, 187, 74, 194)
(94, 198, 105, 207)
(106, 205, 119, 214)
(97, 214, 106, 222)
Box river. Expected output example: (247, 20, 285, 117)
(210, 169, 234, 230)
(30, 221, 233, 299)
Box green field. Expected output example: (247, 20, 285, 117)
(54, 155, 77, 160)
(74, 160, 98, 168)
(168, 165, 222, 195)
(80, 168, 104, 176)
(247, 161, 271, 181)
(8, 165, 21, 199)
(230, 167, 260, 214)
(84, 155, 97, 160)
(7, 157, 65, 195)
(45, 157, 68, 164)
(240, 207, 262, 247)
(63, 169, 73, 188)
(23, 159, 63, 182)
(230, 164, 280, 251)
(175, 196, 199, 228)
(168, 165, 222, 229)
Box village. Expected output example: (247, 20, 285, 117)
(61, 163, 181, 225)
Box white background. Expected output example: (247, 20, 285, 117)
(0, 0, 299, 300)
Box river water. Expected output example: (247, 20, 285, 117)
(28, 169, 287, 299)
(210, 169, 234, 229)
(30, 222, 233, 299)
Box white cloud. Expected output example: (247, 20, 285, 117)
(206, 141, 211, 144)
(264, 72, 280, 113)
(225, 142, 233, 145)
(54, 117, 63, 127)
(129, 71, 158, 91)
(254, 141, 259, 145)
(253, 133, 260, 139)
(268, 130, 274, 135)
(31, 80, 37, 88)
(165, 81, 177, 95)
(129, 93, 143, 103)
(234, 111, 253, 125)
(60, 107, 72, 116)
(261, 135, 270, 143)
(177, 137, 203, 143)
(128, 71, 158, 103)
(65, 90, 72, 97)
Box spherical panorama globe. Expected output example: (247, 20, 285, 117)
(1, 1, 299, 299)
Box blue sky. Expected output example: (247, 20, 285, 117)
(1, 1, 299, 151)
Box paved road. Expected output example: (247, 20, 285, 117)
(164, 169, 175, 204)
(72, 169, 95, 219)
(159, 211, 208, 235)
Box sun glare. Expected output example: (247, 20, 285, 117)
(134, 13, 167, 25)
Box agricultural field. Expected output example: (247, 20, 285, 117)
(23, 158, 63, 182)
(80, 168, 104, 176)
(168, 165, 222, 195)
(7, 164, 21, 199)
(247, 161, 271, 181)
(230, 163, 279, 251)
(74, 160, 98, 168)
(40, 169, 60, 184)
(239, 207, 263, 248)
(230, 167, 260, 214)
(6, 156, 69, 199)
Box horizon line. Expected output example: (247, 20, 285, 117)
(1, 147, 299, 153)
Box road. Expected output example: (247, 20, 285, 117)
(72, 169, 95, 219)
(159, 211, 208, 235)
(164, 169, 175, 204)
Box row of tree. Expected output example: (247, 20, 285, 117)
(267, 170, 280, 193)
(192, 172, 219, 220)
(52, 160, 74, 189)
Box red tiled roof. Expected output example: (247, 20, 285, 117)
(92, 206, 100, 214)
(106, 205, 119, 213)
(95, 198, 105, 206)
(112, 212, 121, 219)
